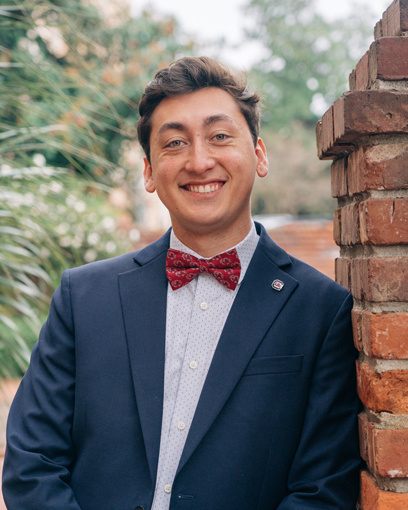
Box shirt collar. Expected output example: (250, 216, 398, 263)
(169, 222, 259, 284)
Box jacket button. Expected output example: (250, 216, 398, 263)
(134, 506, 145, 510)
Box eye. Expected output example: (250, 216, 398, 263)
(214, 134, 228, 141)
(167, 140, 183, 147)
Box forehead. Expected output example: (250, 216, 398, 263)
(150, 87, 246, 135)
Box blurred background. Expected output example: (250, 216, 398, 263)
(0, 0, 389, 379)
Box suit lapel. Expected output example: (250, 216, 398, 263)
(118, 225, 299, 480)
(177, 225, 299, 473)
(118, 231, 170, 483)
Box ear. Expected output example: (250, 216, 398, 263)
(255, 138, 269, 178)
(143, 157, 156, 193)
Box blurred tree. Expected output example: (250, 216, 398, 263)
(245, 0, 376, 216)
(0, 0, 194, 183)
(246, 0, 373, 128)
(251, 126, 333, 216)
(0, 0, 193, 376)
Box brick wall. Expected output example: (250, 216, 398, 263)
(316, 0, 408, 507)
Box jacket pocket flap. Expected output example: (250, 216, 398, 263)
(244, 355, 303, 376)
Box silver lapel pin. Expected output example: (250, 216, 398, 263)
(271, 279, 284, 291)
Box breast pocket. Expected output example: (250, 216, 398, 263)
(243, 354, 303, 376)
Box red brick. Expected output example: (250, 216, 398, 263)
(333, 208, 341, 246)
(340, 203, 360, 246)
(317, 106, 334, 160)
(368, 426, 408, 477)
(322, 106, 334, 153)
(317, 103, 354, 159)
(350, 258, 408, 302)
(374, 20, 383, 40)
(352, 309, 364, 352)
(362, 311, 408, 359)
(358, 412, 369, 462)
(348, 147, 366, 195)
(331, 157, 348, 198)
(360, 470, 408, 509)
(401, 0, 408, 31)
(382, 2, 394, 37)
(370, 37, 408, 82)
(359, 198, 408, 245)
(382, 0, 408, 37)
(349, 68, 357, 91)
(348, 144, 408, 195)
(315, 120, 323, 159)
(357, 361, 408, 414)
(335, 257, 351, 291)
(354, 50, 370, 90)
(350, 259, 366, 300)
(333, 91, 408, 147)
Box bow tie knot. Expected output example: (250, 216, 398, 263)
(166, 248, 241, 291)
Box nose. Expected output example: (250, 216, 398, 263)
(184, 140, 216, 173)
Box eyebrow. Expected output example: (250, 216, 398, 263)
(156, 114, 237, 137)
(157, 122, 186, 137)
(204, 114, 236, 127)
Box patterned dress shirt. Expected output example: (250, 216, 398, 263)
(151, 223, 259, 509)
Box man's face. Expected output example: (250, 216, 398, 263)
(143, 87, 268, 241)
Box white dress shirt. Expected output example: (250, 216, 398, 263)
(151, 223, 259, 510)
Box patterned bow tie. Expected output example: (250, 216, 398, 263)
(166, 248, 241, 291)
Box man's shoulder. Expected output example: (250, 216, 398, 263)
(69, 249, 139, 278)
(68, 229, 171, 280)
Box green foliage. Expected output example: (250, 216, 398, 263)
(0, 0, 193, 376)
(0, 165, 133, 376)
(246, 0, 374, 129)
(244, 0, 379, 216)
(0, 0, 194, 179)
(1, 2, 117, 176)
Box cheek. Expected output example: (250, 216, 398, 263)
(226, 147, 257, 169)
(232, 157, 258, 184)
(153, 174, 176, 205)
(155, 157, 179, 179)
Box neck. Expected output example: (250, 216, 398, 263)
(172, 221, 253, 258)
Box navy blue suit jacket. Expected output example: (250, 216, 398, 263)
(3, 223, 361, 509)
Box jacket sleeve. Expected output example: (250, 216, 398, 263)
(2, 269, 82, 509)
(277, 293, 362, 509)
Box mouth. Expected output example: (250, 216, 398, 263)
(183, 182, 223, 194)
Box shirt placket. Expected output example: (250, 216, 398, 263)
(154, 275, 222, 504)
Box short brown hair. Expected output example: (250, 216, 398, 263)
(137, 56, 261, 162)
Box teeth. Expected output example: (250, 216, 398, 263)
(188, 183, 220, 193)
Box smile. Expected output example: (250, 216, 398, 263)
(185, 183, 222, 194)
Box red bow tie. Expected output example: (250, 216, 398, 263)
(166, 248, 241, 291)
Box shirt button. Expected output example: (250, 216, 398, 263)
(164, 484, 172, 494)
(177, 421, 186, 430)
(189, 360, 198, 370)
(200, 302, 208, 310)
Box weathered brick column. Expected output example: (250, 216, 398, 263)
(316, 1, 408, 508)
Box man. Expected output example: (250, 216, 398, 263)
(3, 56, 360, 509)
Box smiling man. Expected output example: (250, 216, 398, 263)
(143, 86, 268, 256)
(3, 57, 361, 510)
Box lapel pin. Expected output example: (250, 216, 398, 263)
(272, 279, 284, 291)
